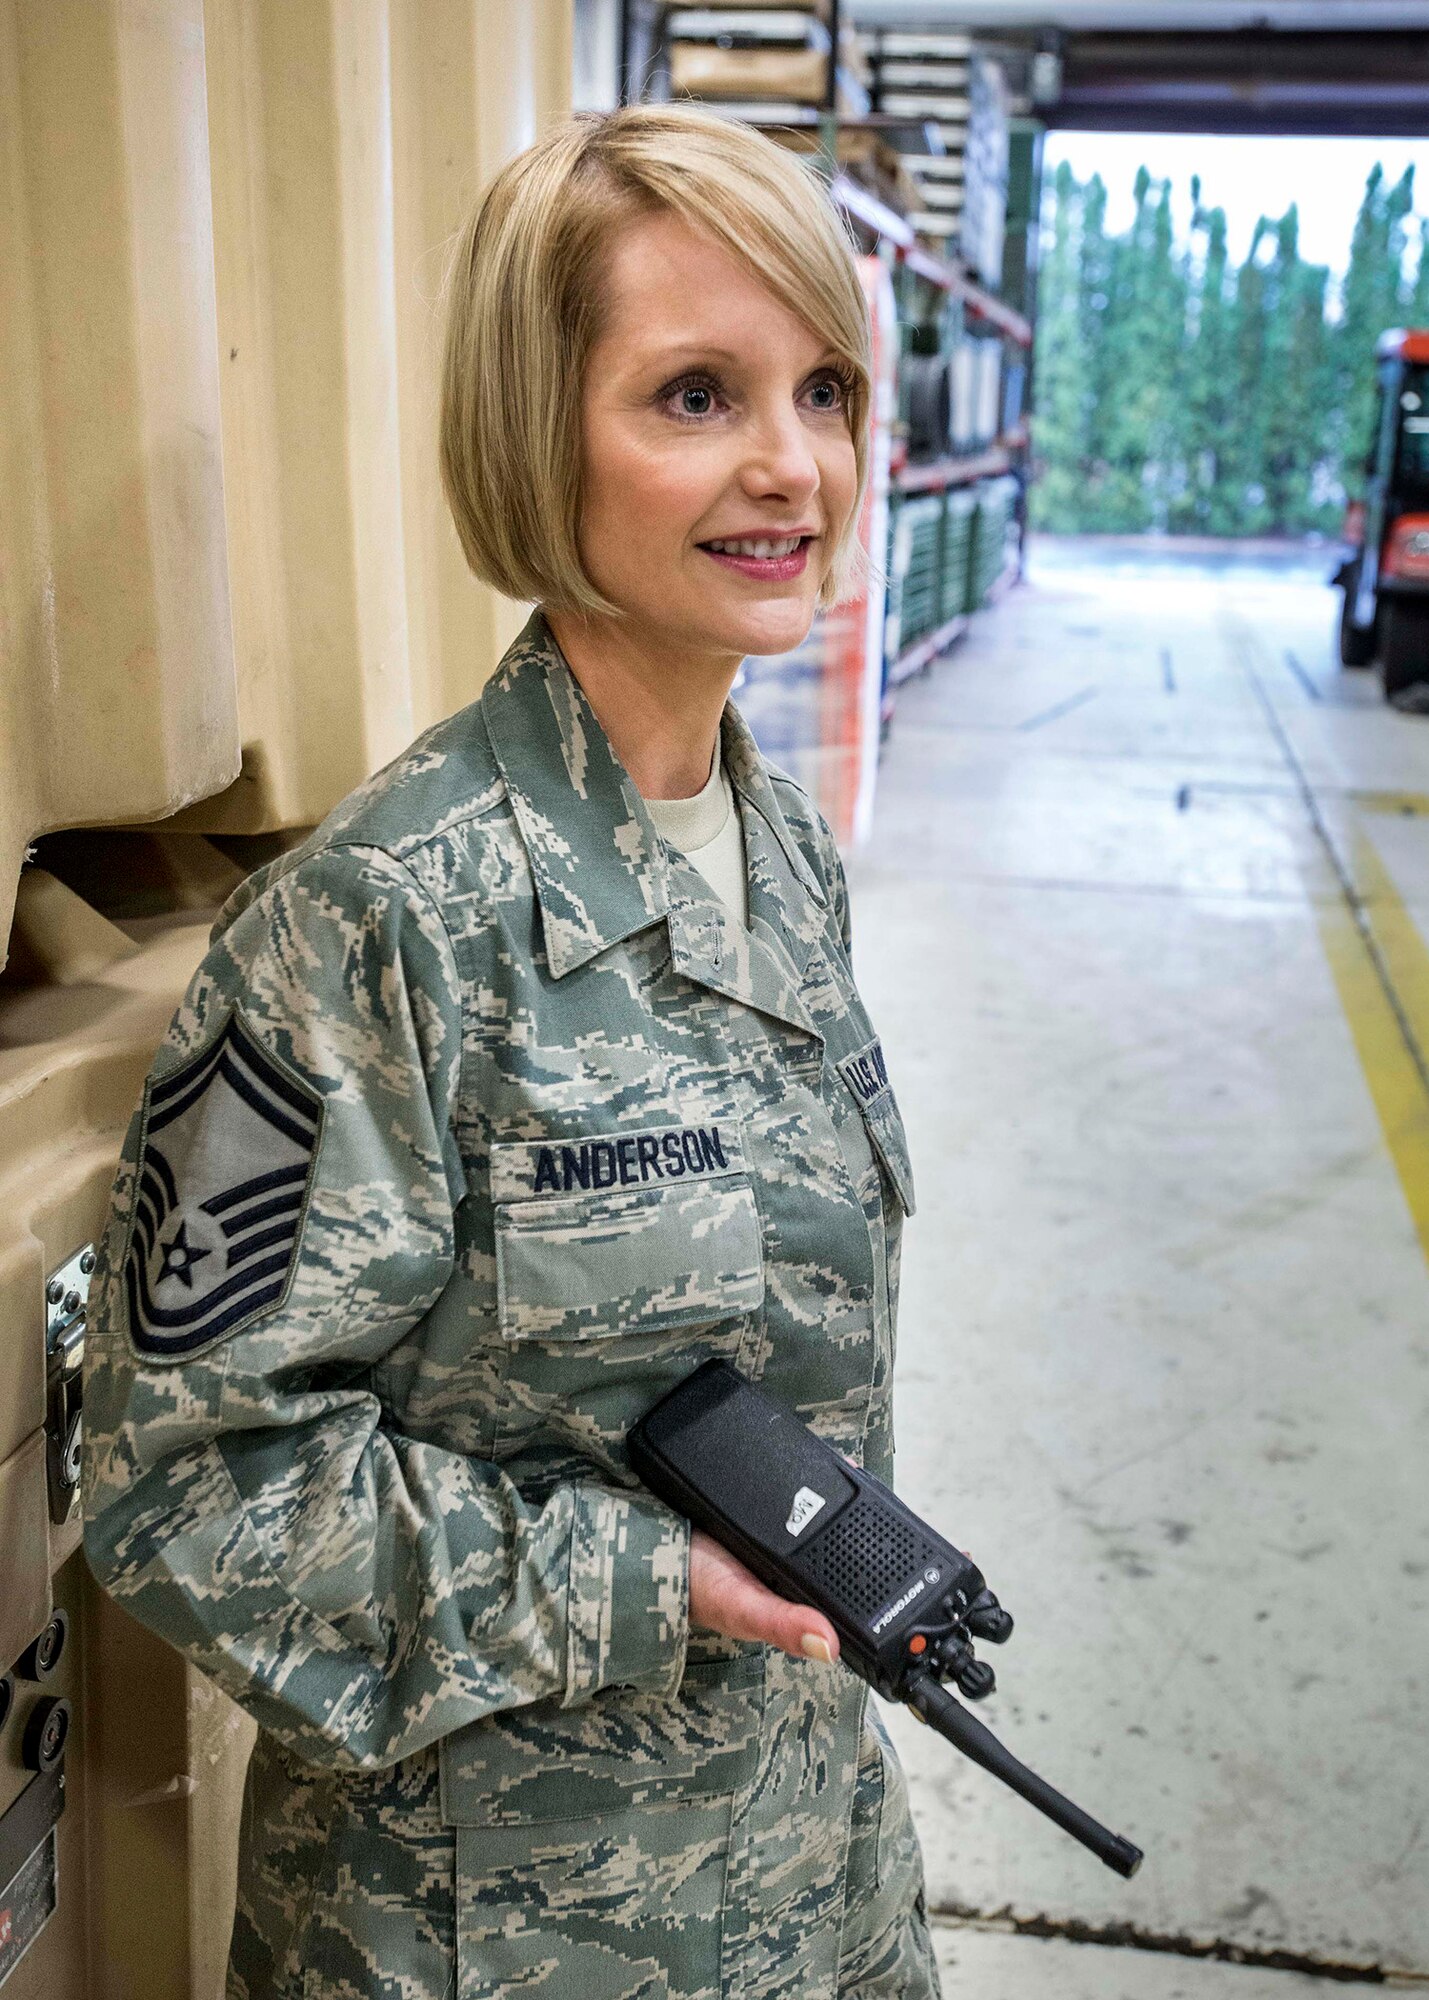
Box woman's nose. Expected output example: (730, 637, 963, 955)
(739, 404, 821, 501)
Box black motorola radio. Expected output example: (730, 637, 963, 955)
(628, 1359, 1144, 1879)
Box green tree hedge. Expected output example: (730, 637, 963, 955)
(1032, 160, 1429, 537)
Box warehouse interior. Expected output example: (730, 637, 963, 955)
(1, 2, 1427, 1995)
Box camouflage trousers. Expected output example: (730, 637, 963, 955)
(227, 1701, 941, 2000)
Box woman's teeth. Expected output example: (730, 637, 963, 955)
(704, 536, 803, 558)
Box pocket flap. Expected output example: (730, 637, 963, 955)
(494, 1162, 765, 1343)
(439, 1655, 765, 1826)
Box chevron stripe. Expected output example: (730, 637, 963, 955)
(126, 1013, 321, 1361)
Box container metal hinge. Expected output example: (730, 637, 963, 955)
(43, 1245, 93, 1527)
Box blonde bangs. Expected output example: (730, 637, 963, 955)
(440, 104, 873, 620)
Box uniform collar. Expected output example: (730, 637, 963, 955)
(479, 610, 829, 1039)
(480, 608, 665, 979)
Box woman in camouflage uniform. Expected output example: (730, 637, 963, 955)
(83, 104, 937, 1999)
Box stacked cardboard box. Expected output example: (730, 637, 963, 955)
(864, 30, 1009, 283)
(667, 6, 870, 121)
(962, 52, 1010, 288)
(865, 29, 969, 243)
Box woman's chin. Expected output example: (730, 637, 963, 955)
(709, 600, 819, 660)
(620, 585, 819, 662)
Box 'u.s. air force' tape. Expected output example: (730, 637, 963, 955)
(835, 1036, 917, 1217)
(837, 1037, 891, 1108)
(490, 1121, 746, 1204)
(124, 1011, 323, 1360)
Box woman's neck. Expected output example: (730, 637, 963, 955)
(545, 608, 740, 801)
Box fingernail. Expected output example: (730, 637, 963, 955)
(801, 1634, 834, 1664)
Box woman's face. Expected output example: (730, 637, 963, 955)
(576, 210, 860, 666)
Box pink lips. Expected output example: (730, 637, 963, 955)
(699, 540, 810, 582)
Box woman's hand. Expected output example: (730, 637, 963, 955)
(688, 1529, 841, 1664)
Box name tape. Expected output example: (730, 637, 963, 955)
(491, 1121, 746, 1203)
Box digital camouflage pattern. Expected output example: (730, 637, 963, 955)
(82, 608, 938, 1998)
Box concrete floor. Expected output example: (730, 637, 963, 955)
(932, 1923, 1369, 1997)
(847, 538, 1429, 1991)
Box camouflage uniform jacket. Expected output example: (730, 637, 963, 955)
(82, 608, 927, 1998)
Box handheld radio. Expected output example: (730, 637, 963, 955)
(628, 1359, 1143, 1879)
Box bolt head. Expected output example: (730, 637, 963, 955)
(79, 1249, 96, 1274)
(46, 1279, 64, 1305)
(62, 1290, 82, 1316)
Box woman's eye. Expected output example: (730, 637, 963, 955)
(660, 370, 850, 421)
(809, 374, 848, 412)
(661, 375, 722, 421)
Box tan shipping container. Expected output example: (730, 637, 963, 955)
(0, 4, 571, 1994)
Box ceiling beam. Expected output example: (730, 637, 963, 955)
(1049, 30, 1429, 136)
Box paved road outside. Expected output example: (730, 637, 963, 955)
(848, 536, 1428, 1992)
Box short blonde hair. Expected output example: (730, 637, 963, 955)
(439, 104, 872, 619)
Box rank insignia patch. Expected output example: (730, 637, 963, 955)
(125, 1012, 323, 1360)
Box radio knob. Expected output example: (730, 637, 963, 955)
(956, 1659, 997, 1702)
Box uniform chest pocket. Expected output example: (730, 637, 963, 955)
(491, 1120, 765, 1342)
(837, 1038, 916, 1219)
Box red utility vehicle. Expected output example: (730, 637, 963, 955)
(1337, 328, 1429, 696)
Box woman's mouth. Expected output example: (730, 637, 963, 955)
(697, 535, 813, 581)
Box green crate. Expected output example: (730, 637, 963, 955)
(884, 493, 946, 658)
(902, 494, 947, 646)
(968, 475, 1018, 607)
(942, 487, 978, 617)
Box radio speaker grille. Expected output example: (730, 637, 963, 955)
(791, 1495, 945, 1622)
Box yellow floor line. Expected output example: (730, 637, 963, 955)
(1222, 607, 1429, 1259)
(1317, 826, 1429, 1257)
(1351, 789, 1429, 818)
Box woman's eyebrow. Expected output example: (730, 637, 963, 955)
(645, 342, 842, 369)
(644, 343, 743, 367)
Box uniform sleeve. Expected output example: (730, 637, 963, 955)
(82, 842, 689, 1772)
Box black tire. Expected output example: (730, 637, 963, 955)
(1338, 571, 1376, 668)
(1380, 599, 1429, 698)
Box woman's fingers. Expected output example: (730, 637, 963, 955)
(688, 1531, 840, 1663)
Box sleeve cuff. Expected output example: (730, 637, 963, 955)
(564, 1484, 690, 1705)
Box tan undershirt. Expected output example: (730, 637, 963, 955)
(645, 754, 750, 928)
